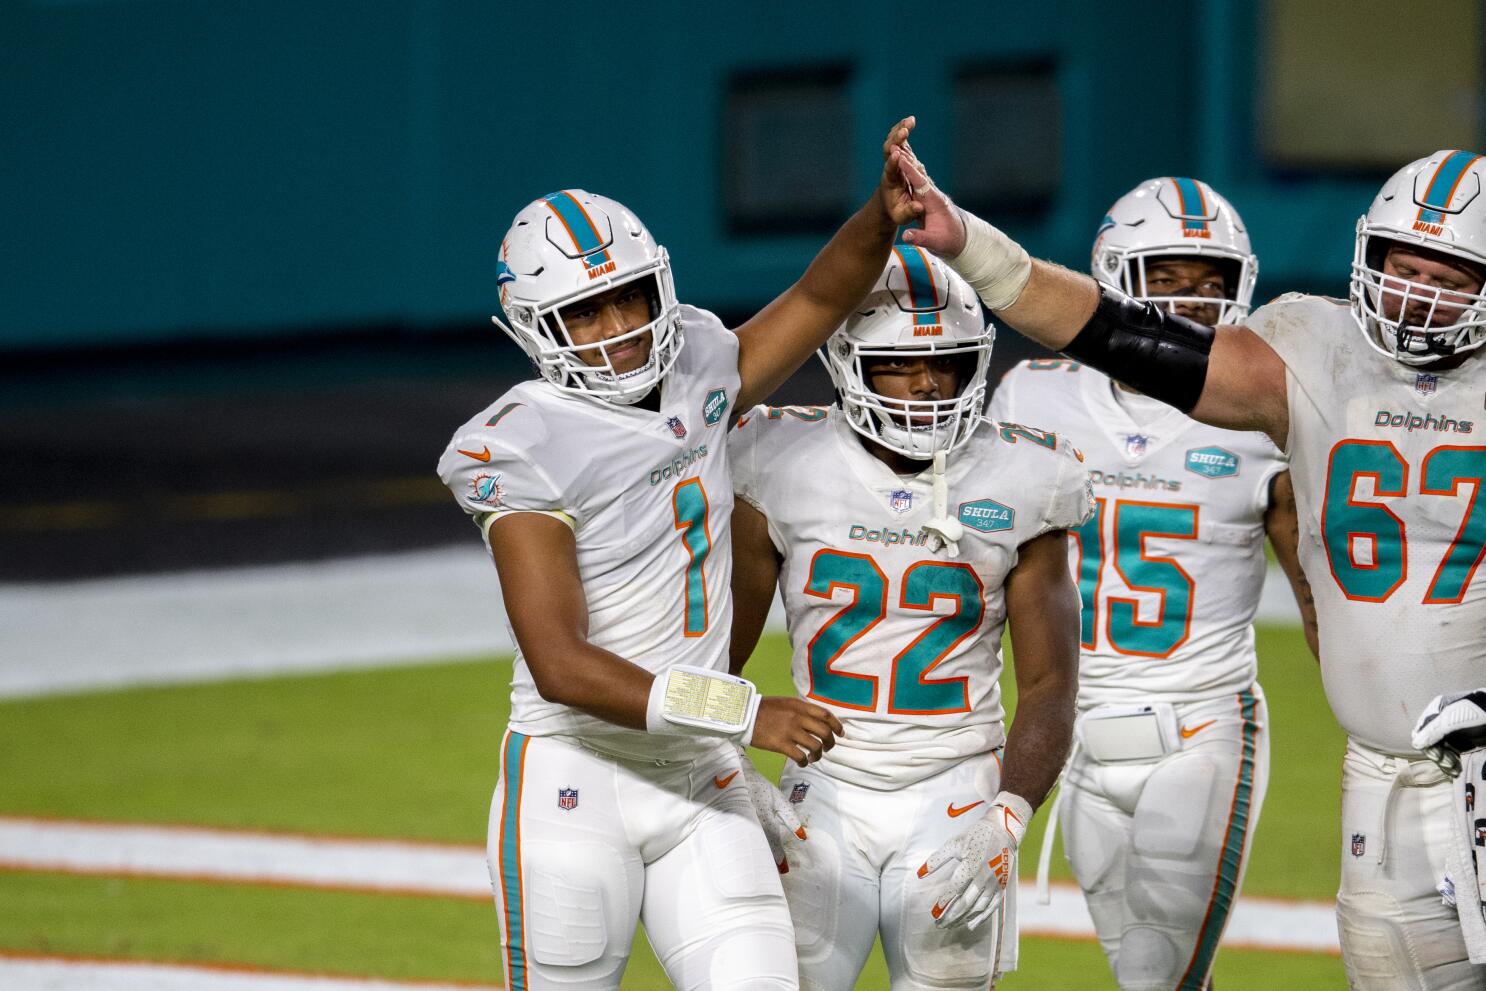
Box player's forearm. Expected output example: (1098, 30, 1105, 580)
(734, 196, 898, 408)
(523, 640, 654, 730)
(999, 683, 1077, 808)
(795, 193, 899, 314)
(991, 259, 1101, 349)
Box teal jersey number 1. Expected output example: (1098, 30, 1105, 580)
(672, 478, 712, 637)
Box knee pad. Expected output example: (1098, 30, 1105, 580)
(1113, 924, 1187, 991)
(1336, 889, 1424, 990)
(705, 927, 799, 991)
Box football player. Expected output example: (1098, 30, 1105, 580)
(898, 146, 1486, 990)
(728, 247, 1092, 989)
(988, 178, 1316, 990)
(437, 119, 927, 990)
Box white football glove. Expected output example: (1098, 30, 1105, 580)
(1412, 690, 1486, 776)
(919, 791, 1031, 930)
(739, 754, 807, 872)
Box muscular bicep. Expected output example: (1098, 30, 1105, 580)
(1004, 530, 1080, 697)
(487, 512, 589, 668)
(729, 499, 782, 675)
(1190, 325, 1290, 445)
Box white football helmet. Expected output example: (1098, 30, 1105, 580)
(1350, 149, 1486, 365)
(1092, 177, 1258, 324)
(822, 246, 994, 459)
(493, 189, 682, 404)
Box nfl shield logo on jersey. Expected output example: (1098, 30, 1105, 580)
(557, 787, 579, 811)
(666, 416, 687, 439)
(890, 489, 913, 514)
(789, 782, 810, 804)
(1415, 372, 1438, 398)
(1351, 833, 1365, 857)
(1123, 433, 1148, 458)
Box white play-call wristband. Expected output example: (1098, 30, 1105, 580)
(948, 208, 1033, 312)
(645, 665, 762, 745)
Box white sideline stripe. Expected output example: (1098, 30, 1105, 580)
(0, 817, 1338, 954)
(0, 957, 501, 991)
(0, 818, 491, 898)
(0, 547, 1302, 700)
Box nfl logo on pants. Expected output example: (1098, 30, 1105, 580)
(557, 787, 579, 811)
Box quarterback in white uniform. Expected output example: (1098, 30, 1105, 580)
(989, 178, 1314, 991)
(729, 248, 1093, 989)
(438, 120, 929, 991)
(897, 145, 1486, 989)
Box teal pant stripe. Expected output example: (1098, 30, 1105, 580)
(499, 732, 530, 990)
(1178, 689, 1259, 990)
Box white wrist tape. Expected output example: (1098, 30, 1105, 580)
(645, 666, 761, 745)
(992, 790, 1033, 846)
(949, 208, 1032, 311)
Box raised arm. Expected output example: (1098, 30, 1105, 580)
(729, 499, 782, 676)
(733, 117, 925, 409)
(1263, 470, 1320, 659)
(895, 148, 1290, 446)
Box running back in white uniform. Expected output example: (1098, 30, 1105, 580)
(732, 404, 1091, 990)
(732, 407, 1093, 789)
(1251, 292, 1486, 988)
(443, 306, 794, 990)
(991, 358, 1283, 991)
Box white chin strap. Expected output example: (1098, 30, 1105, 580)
(600, 352, 660, 405)
(922, 450, 964, 558)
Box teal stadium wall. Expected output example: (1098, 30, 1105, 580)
(0, 0, 1452, 349)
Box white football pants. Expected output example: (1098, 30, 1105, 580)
(1337, 738, 1486, 990)
(779, 750, 1009, 991)
(488, 731, 798, 990)
(1061, 687, 1268, 991)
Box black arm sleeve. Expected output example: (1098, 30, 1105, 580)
(1062, 285, 1215, 413)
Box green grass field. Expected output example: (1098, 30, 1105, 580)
(0, 626, 1345, 987)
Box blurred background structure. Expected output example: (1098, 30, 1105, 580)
(5, 0, 1482, 579)
(5, 3, 1479, 987)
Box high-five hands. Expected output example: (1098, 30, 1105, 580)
(895, 141, 967, 257)
(879, 117, 930, 229)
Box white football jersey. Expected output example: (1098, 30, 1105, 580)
(730, 407, 1094, 790)
(438, 305, 742, 762)
(1250, 294, 1486, 756)
(989, 360, 1285, 707)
